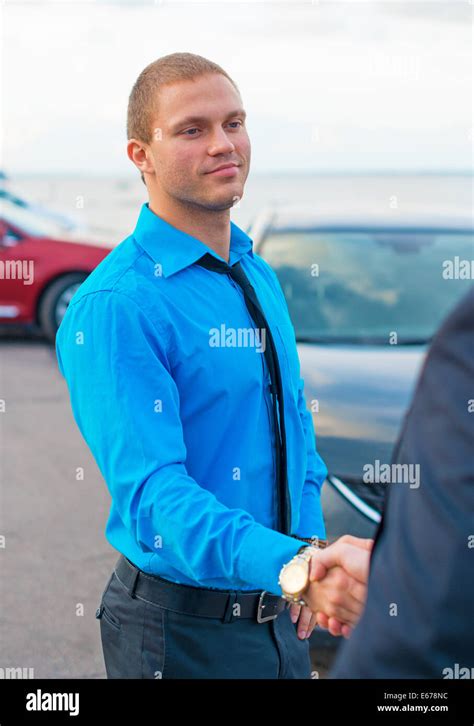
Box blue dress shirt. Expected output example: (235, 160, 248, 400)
(56, 202, 327, 596)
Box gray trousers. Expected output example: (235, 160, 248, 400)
(96, 567, 313, 679)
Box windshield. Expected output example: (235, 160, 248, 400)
(0, 193, 76, 239)
(260, 229, 474, 344)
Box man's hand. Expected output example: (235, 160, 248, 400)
(289, 603, 318, 640)
(289, 562, 365, 639)
(298, 535, 373, 638)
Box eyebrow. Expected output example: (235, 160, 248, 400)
(169, 109, 247, 132)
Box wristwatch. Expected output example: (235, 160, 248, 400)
(278, 537, 328, 606)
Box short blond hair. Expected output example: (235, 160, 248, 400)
(127, 52, 241, 184)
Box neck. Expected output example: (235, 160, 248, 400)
(148, 192, 232, 263)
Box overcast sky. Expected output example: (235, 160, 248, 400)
(2, 0, 472, 176)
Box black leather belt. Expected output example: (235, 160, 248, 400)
(114, 555, 289, 624)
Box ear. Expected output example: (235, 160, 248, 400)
(127, 138, 153, 180)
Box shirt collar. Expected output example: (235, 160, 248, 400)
(132, 202, 254, 278)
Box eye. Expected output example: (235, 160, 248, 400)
(228, 121, 242, 129)
(182, 128, 200, 136)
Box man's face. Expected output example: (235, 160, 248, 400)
(147, 73, 251, 211)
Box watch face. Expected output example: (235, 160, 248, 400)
(280, 562, 308, 595)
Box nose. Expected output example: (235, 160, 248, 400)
(207, 126, 236, 156)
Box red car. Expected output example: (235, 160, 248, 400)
(0, 190, 112, 341)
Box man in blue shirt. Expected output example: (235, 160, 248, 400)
(56, 52, 370, 679)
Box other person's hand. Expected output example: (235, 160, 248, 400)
(301, 535, 373, 638)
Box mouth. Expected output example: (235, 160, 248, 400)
(205, 163, 240, 177)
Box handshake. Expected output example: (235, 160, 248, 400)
(280, 535, 373, 641)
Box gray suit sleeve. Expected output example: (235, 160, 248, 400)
(330, 287, 474, 679)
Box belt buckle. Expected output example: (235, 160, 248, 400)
(257, 590, 280, 623)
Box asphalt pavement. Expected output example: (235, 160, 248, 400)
(0, 332, 114, 678)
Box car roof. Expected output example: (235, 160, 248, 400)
(249, 204, 474, 239)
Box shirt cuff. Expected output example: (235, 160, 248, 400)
(236, 524, 306, 596)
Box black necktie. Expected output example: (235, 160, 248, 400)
(195, 252, 291, 535)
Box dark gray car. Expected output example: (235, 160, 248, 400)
(247, 205, 474, 660)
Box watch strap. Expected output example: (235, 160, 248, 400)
(291, 534, 328, 550)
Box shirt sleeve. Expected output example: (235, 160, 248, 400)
(56, 289, 304, 595)
(294, 375, 328, 539)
